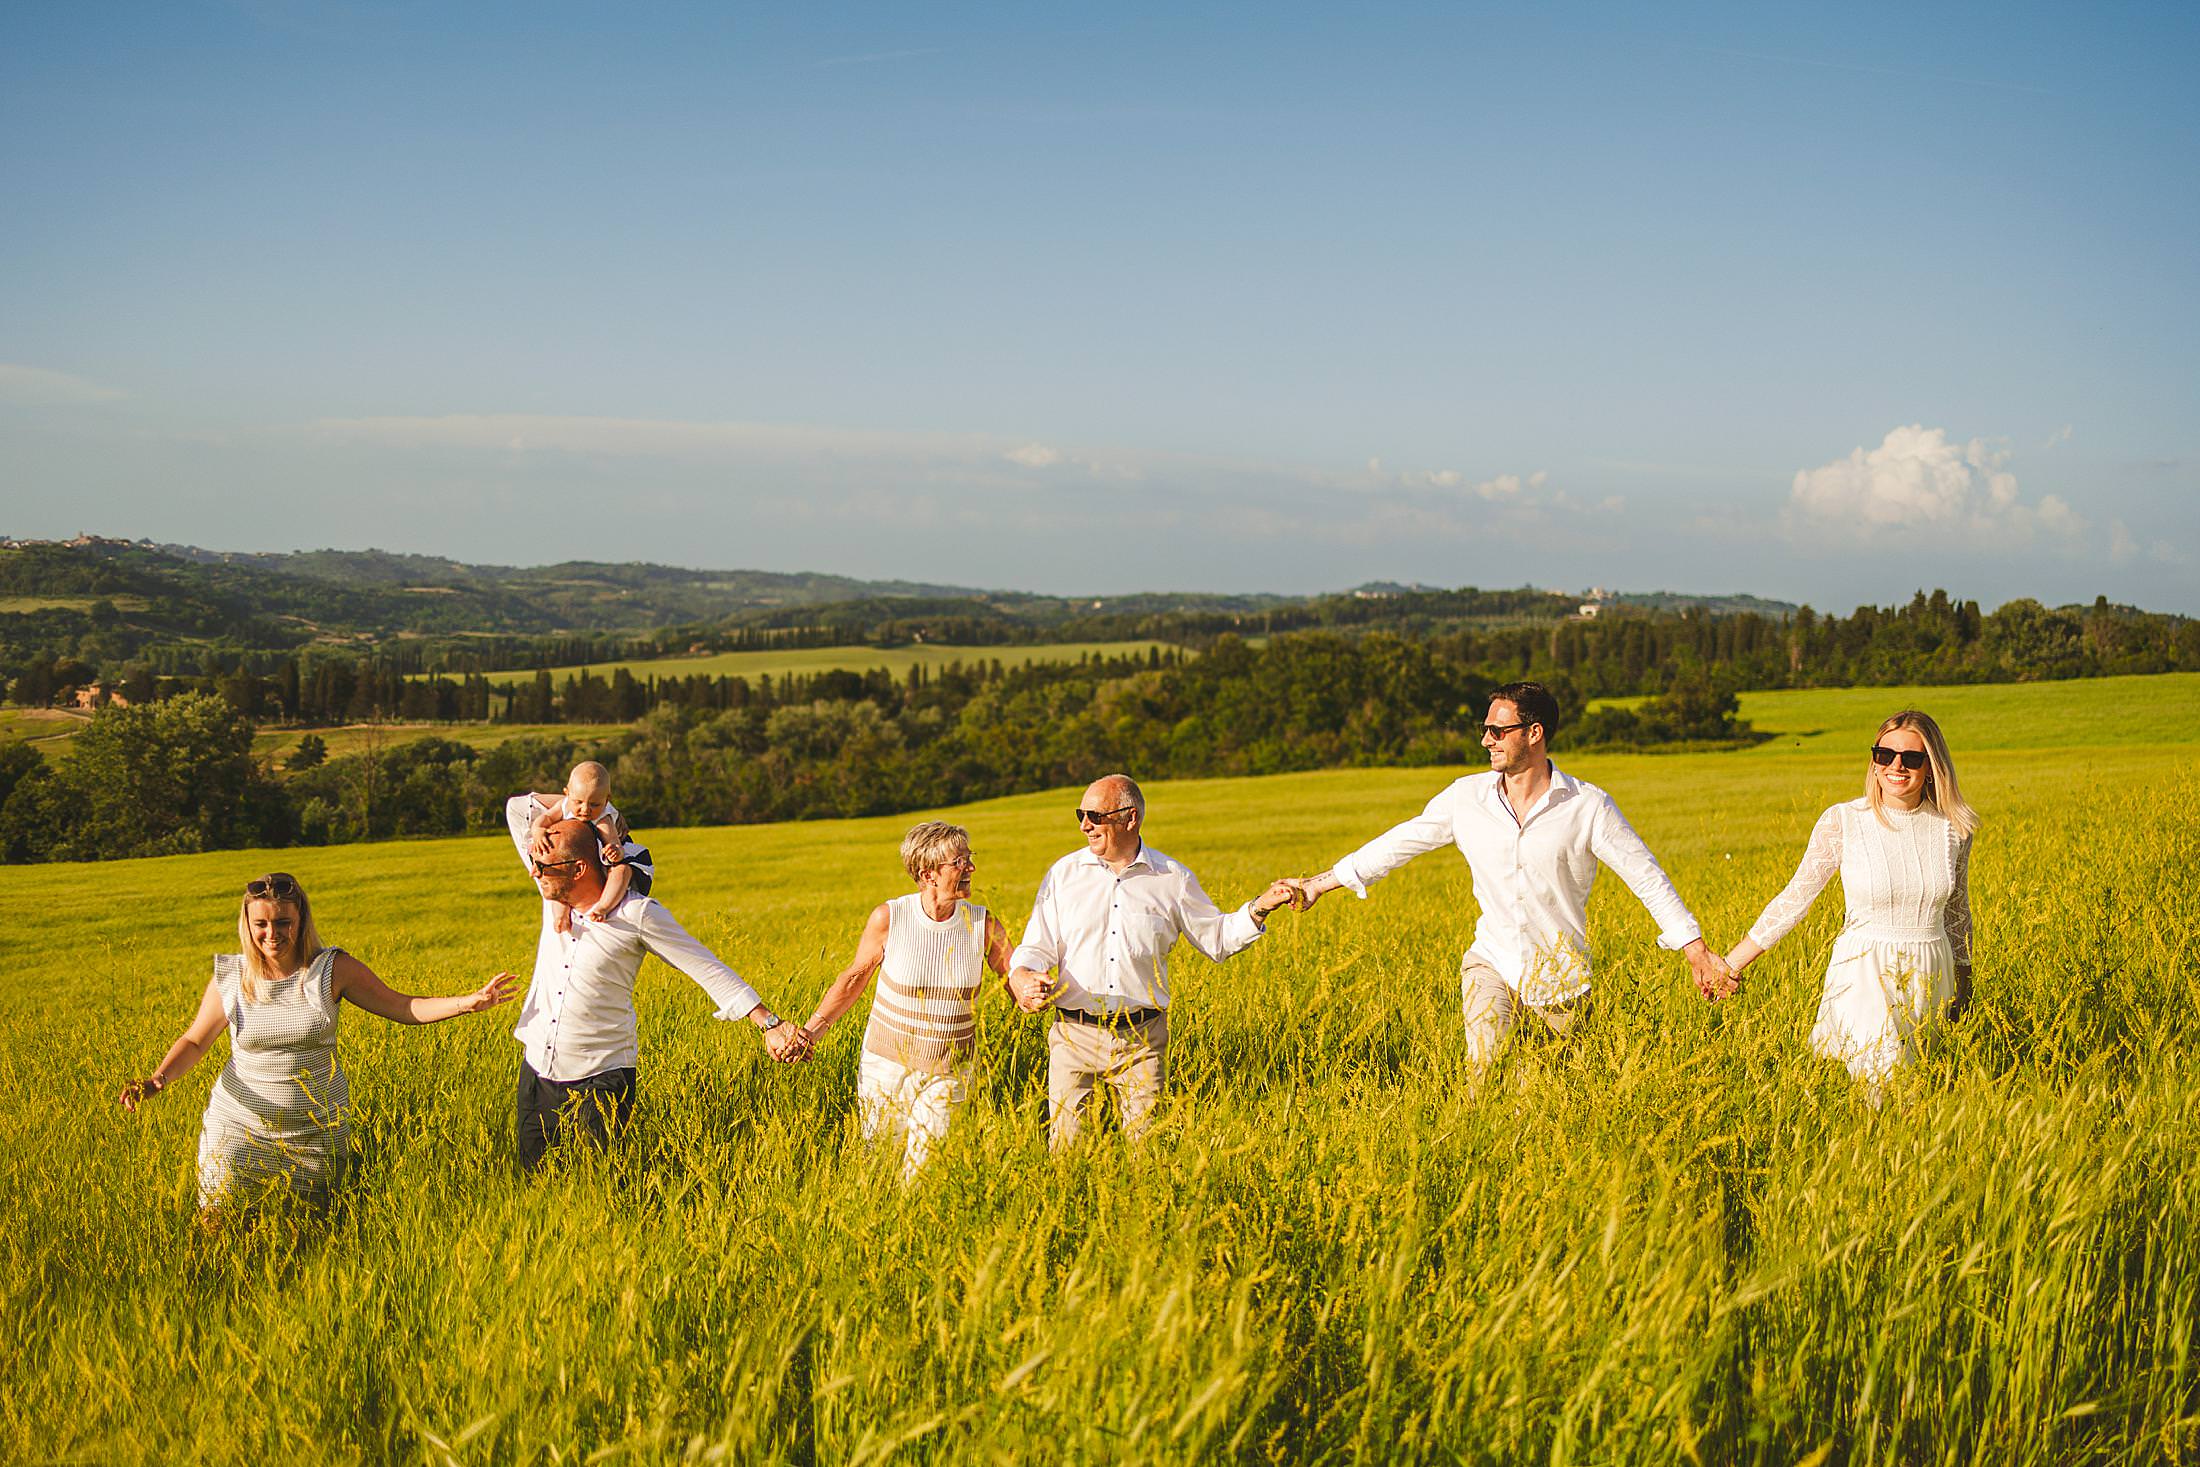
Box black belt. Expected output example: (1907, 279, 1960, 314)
(1056, 1004, 1163, 1028)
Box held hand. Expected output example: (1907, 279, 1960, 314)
(1254, 880, 1298, 920)
(118, 1076, 165, 1113)
(764, 1023, 811, 1062)
(1684, 940, 1737, 1001)
(1286, 877, 1324, 912)
(1008, 969, 1054, 1013)
(464, 972, 521, 1014)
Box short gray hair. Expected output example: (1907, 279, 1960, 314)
(1096, 773, 1144, 817)
(900, 820, 972, 880)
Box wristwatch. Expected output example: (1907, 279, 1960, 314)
(758, 1011, 783, 1033)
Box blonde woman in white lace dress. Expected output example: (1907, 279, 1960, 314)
(1723, 712, 1976, 1086)
(119, 873, 517, 1213)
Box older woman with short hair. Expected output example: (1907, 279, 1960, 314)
(801, 821, 1014, 1178)
(119, 872, 516, 1213)
(1724, 710, 1978, 1088)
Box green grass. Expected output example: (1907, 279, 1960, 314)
(452, 638, 1185, 689)
(3, 678, 2197, 1462)
(0, 594, 151, 613)
(0, 706, 90, 748)
(1587, 669, 2200, 754)
(250, 721, 636, 766)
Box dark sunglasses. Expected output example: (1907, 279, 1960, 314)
(1870, 746, 1929, 771)
(1479, 721, 1529, 740)
(245, 873, 301, 899)
(1075, 804, 1136, 826)
(529, 855, 585, 875)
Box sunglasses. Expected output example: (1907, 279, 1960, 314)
(529, 855, 585, 875)
(245, 873, 301, 899)
(1479, 721, 1529, 740)
(1870, 745, 1929, 771)
(1075, 804, 1136, 826)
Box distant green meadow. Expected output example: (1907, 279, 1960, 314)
(3, 675, 2195, 1461)
(454, 639, 1184, 690)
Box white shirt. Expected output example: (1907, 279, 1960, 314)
(1330, 763, 1701, 1006)
(1009, 843, 1265, 1014)
(504, 795, 760, 1081)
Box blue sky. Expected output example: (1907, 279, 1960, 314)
(4, 1, 2195, 611)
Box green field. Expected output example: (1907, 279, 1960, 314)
(4, 678, 2196, 1461)
(0, 706, 90, 748)
(249, 721, 638, 766)
(0, 593, 151, 613)
(454, 639, 1183, 690)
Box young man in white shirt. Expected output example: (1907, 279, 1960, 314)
(1009, 774, 1297, 1147)
(1284, 683, 1733, 1064)
(507, 802, 810, 1170)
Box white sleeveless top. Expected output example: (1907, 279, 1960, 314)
(861, 894, 988, 1074)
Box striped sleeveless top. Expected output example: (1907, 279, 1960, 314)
(861, 893, 988, 1074)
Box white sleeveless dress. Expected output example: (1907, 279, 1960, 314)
(1746, 800, 1973, 1083)
(857, 894, 988, 1177)
(194, 947, 350, 1205)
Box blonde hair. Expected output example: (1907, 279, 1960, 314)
(1865, 710, 1978, 838)
(236, 875, 324, 1002)
(900, 820, 972, 881)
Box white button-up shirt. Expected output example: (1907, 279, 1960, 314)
(1009, 843, 1265, 1015)
(505, 795, 760, 1081)
(1330, 763, 1701, 1006)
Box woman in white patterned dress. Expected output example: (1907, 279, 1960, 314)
(802, 821, 1015, 1179)
(1723, 711, 1977, 1086)
(119, 873, 517, 1212)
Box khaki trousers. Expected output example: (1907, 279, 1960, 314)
(1461, 958, 1586, 1065)
(1047, 1010, 1167, 1148)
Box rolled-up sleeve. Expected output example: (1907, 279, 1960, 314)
(1332, 788, 1458, 898)
(1008, 871, 1063, 973)
(1589, 795, 1702, 951)
(1176, 870, 1264, 961)
(634, 902, 762, 1022)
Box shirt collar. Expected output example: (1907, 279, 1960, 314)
(1477, 761, 1578, 815)
(1076, 841, 1153, 874)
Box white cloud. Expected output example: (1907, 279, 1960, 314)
(0, 363, 126, 406)
(2109, 519, 2139, 564)
(2042, 424, 2074, 449)
(1002, 442, 1061, 468)
(1788, 424, 2084, 539)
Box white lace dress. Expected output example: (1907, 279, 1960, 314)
(1745, 799, 1973, 1083)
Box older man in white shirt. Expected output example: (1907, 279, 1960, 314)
(506, 797, 808, 1170)
(1009, 774, 1295, 1147)
(1286, 682, 1732, 1064)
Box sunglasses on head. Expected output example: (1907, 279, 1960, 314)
(1075, 804, 1135, 826)
(245, 873, 301, 900)
(1870, 745, 1929, 771)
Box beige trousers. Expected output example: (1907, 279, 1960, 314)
(1461, 958, 1586, 1064)
(1047, 1010, 1167, 1148)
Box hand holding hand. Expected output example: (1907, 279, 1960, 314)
(1684, 941, 1737, 1001)
(118, 1076, 165, 1113)
(765, 1022, 812, 1062)
(1254, 880, 1298, 921)
(1286, 877, 1326, 912)
(1008, 969, 1054, 1013)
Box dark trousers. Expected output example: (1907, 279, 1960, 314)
(515, 1057, 636, 1172)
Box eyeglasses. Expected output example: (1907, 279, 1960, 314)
(1479, 722, 1528, 740)
(245, 873, 301, 899)
(1870, 745, 1929, 771)
(529, 855, 585, 875)
(1075, 805, 1136, 826)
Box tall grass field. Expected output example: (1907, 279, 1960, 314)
(4, 676, 2196, 1462)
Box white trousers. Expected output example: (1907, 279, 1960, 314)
(1461, 958, 1586, 1065)
(857, 1050, 966, 1180)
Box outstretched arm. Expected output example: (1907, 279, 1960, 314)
(332, 952, 518, 1024)
(1305, 787, 1460, 906)
(119, 976, 229, 1111)
(1730, 808, 1845, 977)
(1587, 795, 1731, 998)
(803, 905, 891, 1040)
(984, 913, 1016, 993)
